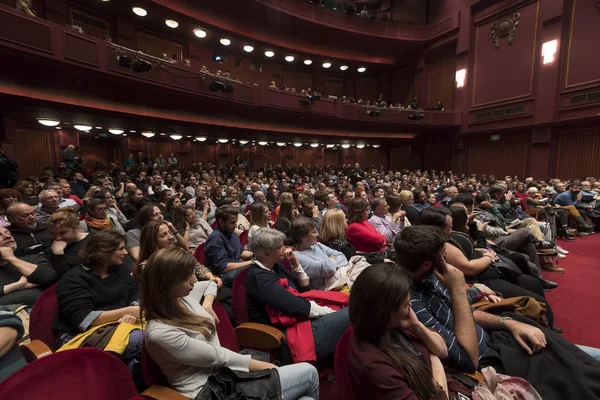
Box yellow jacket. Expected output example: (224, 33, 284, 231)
(58, 321, 145, 354)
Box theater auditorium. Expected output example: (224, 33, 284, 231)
(0, 0, 600, 398)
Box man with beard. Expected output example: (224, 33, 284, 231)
(7, 203, 53, 256)
(394, 225, 600, 400)
(0, 226, 56, 305)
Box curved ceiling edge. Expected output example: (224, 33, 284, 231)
(150, 0, 459, 65)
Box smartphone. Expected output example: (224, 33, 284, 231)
(435, 251, 447, 273)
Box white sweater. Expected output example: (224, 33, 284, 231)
(144, 281, 251, 399)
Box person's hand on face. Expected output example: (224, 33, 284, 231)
(433, 251, 466, 293)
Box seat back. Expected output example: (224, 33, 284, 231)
(334, 326, 357, 400)
(29, 283, 59, 348)
(231, 267, 252, 325)
(194, 242, 206, 265)
(213, 301, 240, 352)
(210, 221, 217, 230)
(0, 348, 138, 400)
(238, 230, 249, 248)
(141, 342, 169, 387)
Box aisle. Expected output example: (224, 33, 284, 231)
(543, 233, 600, 348)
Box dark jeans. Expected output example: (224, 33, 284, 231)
(479, 273, 554, 327)
(311, 308, 351, 361)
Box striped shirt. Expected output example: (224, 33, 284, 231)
(410, 274, 490, 372)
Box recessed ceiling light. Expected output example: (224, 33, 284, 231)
(74, 124, 92, 131)
(243, 45, 254, 53)
(170, 134, 182, 140)
(357, 67, 366, 73)
(258, 141, 268, 146)
(304, 59, 312, 65)
(372, 144, 381, 148)
(186, 135, 192, 138)
(264, 50, 275, 58)
(129, 130, 136, 133)
(141, 132, 155, 138)
(285, 55, 295, 62)
(239, 140, 249, 144)
(218, 138, 229, 143)
(55, 126, 61, 129)
(165, 20, 178, 28)
(294, 142, 302, 147)
(37, 118, 60, 127)
(356, 144, 365, 148)
(322, 62, 331, 68)
(160, 133, 166, 136)
(108, 129, 124, 135)
(277, 142, 286, 146)
(310, 143, 319, 148)
(220, 38, 231, 46)
(193, 29, 207, 38)
(132, 7, 147, 17)
(342, 144, 350, 148)
(326, 144, 335, 148)
(340, 65, 348, 71)
(196, 137, 207, 142)
(95, 126, 102, 129)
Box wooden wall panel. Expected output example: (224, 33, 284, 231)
(265, 147, 282, 167)
(14, 128, 54, 179)
(357, 77, 379, 102)
(467, 135, 528, 178)
(555, 128, 600, 179)
(323, 150, 339, 166)
(193, 144, 214, 165)
(79, 136, 113, 168)
(147, 142, 172, 160)
(427, 51, 455, 109)
(295, 148, 312, 166)
(137, 31, 184, 62)
(424, 142, 450, 172)
(390, 147, 411, 169)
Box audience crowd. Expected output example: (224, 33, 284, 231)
(1, 151, 600, 399)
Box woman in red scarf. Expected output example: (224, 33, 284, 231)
(80, 198, 124, 234)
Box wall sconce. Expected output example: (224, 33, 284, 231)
(455, 69, 466, 88)
(542, 39, 558, 65)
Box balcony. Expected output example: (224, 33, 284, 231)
(0, 4, 462, 136)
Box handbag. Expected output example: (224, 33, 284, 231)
(195, 367, 281, 400)
(471, 296, 548, 327)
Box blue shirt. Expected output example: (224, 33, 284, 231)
(553, 191, 580, 207)
(410, 273, 489, 373)
(294, 243, 347, 290)
(204, 229, 243, 284)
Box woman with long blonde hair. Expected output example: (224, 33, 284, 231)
(140, 247, 319, 400)
(320, 209, 356, 260)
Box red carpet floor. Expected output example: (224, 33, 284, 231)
(320, 234, 600, 399)
(543, 233, 600, 348)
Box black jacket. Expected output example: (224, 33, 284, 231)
(481, 313, 600, 400)
(8, 224, 53, 257)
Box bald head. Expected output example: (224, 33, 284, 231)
(254, 191, 266, 203)
(7, 202, 37, 230)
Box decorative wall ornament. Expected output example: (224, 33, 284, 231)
(491, 13, 520, 49)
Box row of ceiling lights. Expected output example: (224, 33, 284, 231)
(37, 118, 379, 147)
(127, 6, 366, 73)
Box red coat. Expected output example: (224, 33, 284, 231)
(266, 278, 348, 363)
(346, 220, 387, 252)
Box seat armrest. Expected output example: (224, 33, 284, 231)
(20, 340, 53, 363)
(141, 385, 189, 400)
(235, 323, 284, 349)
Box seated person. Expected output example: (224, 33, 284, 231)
(418, 208, 558, 327)
(180, 206, 212, 249)
(0, 308, 27, 382)
(273, 199, 296, 241)
(346, 197, 387, 253)
(125, 204, 165, 264)
(291, 218, 348, 291)
(120, 188, 144, 221)
(140, 247, 319, 400)
(204, 206, 253, 286)
(320, 209, 356, 260)
(221, 197, 250, 234)
(298, 198, 321, 232)
(138, 220, 218, 284)
(248, 202, 271, 240)
(395, 225, 600, 399)
(0, 189, 20, 227)
(488, 186, 552, 246)
(193, 194, 216, 226)
(54, 230, 142, 371)
(79, 199, 124, 234)
(526, 187, 574, 240)
(94, 189, 128, 226)
(44, 209, 90, 279)
(348, 264, 471, 400)
(0, 226, 56, 305)
(35, 190, 61, 225)
(6, 202, 53, 256)
(553, 181, 595, 233)
(245, 228, 350, 363)
(368, 197, 406, 243)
